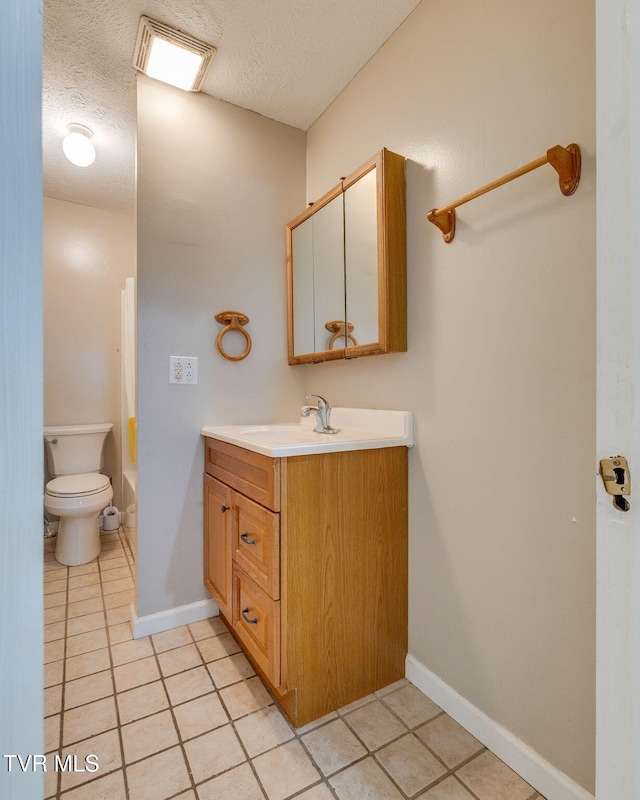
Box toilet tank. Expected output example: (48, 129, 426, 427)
(44, 423, 113, 477)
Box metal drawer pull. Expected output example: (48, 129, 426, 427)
(241, 608, 258, 624)
(240, 533, 257, 545)
(221, 505, 230, 512)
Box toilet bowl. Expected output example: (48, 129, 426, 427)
(43, 423, 113, 566)
(44, 474, 113, 566)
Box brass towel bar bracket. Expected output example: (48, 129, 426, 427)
(427, 143, 581, 243)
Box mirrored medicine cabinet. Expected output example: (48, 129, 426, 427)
(286, 148, 407, 365)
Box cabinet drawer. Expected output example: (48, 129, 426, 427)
(233, 566, 280, 687)
(234, 493, 280, 599)
(205, 438, 280, 511)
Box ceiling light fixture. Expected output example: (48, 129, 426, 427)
(133, 16, 216, 92)
(62, 124, 96, 167)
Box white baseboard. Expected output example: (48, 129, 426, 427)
(405, 654, 594, 800)
(131, 598, 219, 639)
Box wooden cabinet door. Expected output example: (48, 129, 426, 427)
(204, 474, 233, 620)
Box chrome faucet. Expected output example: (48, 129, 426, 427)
(300, 394, 339, 434)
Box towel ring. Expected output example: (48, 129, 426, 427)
(325, 320, 358, 350)
(215, 311, 252, 361)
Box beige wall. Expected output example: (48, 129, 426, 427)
(305, 0, 595, 791)
(43, 197, 136, 508)
(136, 77, 306, 618)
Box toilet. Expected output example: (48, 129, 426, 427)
(43, 423, 114, 566)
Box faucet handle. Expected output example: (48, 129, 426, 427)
(305, 394, 328, 408)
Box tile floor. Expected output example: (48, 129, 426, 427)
(44, 529, 547, 800)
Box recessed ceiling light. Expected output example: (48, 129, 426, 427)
(133, 16, 216, 92)
(62, 124, 96, 167)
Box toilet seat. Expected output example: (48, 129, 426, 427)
(46, 473, 111, 498)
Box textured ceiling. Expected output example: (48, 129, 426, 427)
(43, 0, 422, 214)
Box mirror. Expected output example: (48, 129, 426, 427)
(287, 149, 406, 365)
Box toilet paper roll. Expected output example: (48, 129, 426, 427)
(102, 506, 120, 531)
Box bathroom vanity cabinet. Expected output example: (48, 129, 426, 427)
(203, 436, 408, 727)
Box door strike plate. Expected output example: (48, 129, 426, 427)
(599, 456, 631, 511)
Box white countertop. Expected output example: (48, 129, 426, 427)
(201, 407, 414, 458)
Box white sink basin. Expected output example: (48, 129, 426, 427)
(237, 425, 322, 444)
(201, 408, 414, 457)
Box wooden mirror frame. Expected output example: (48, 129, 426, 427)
(286, 148, 407, 365)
